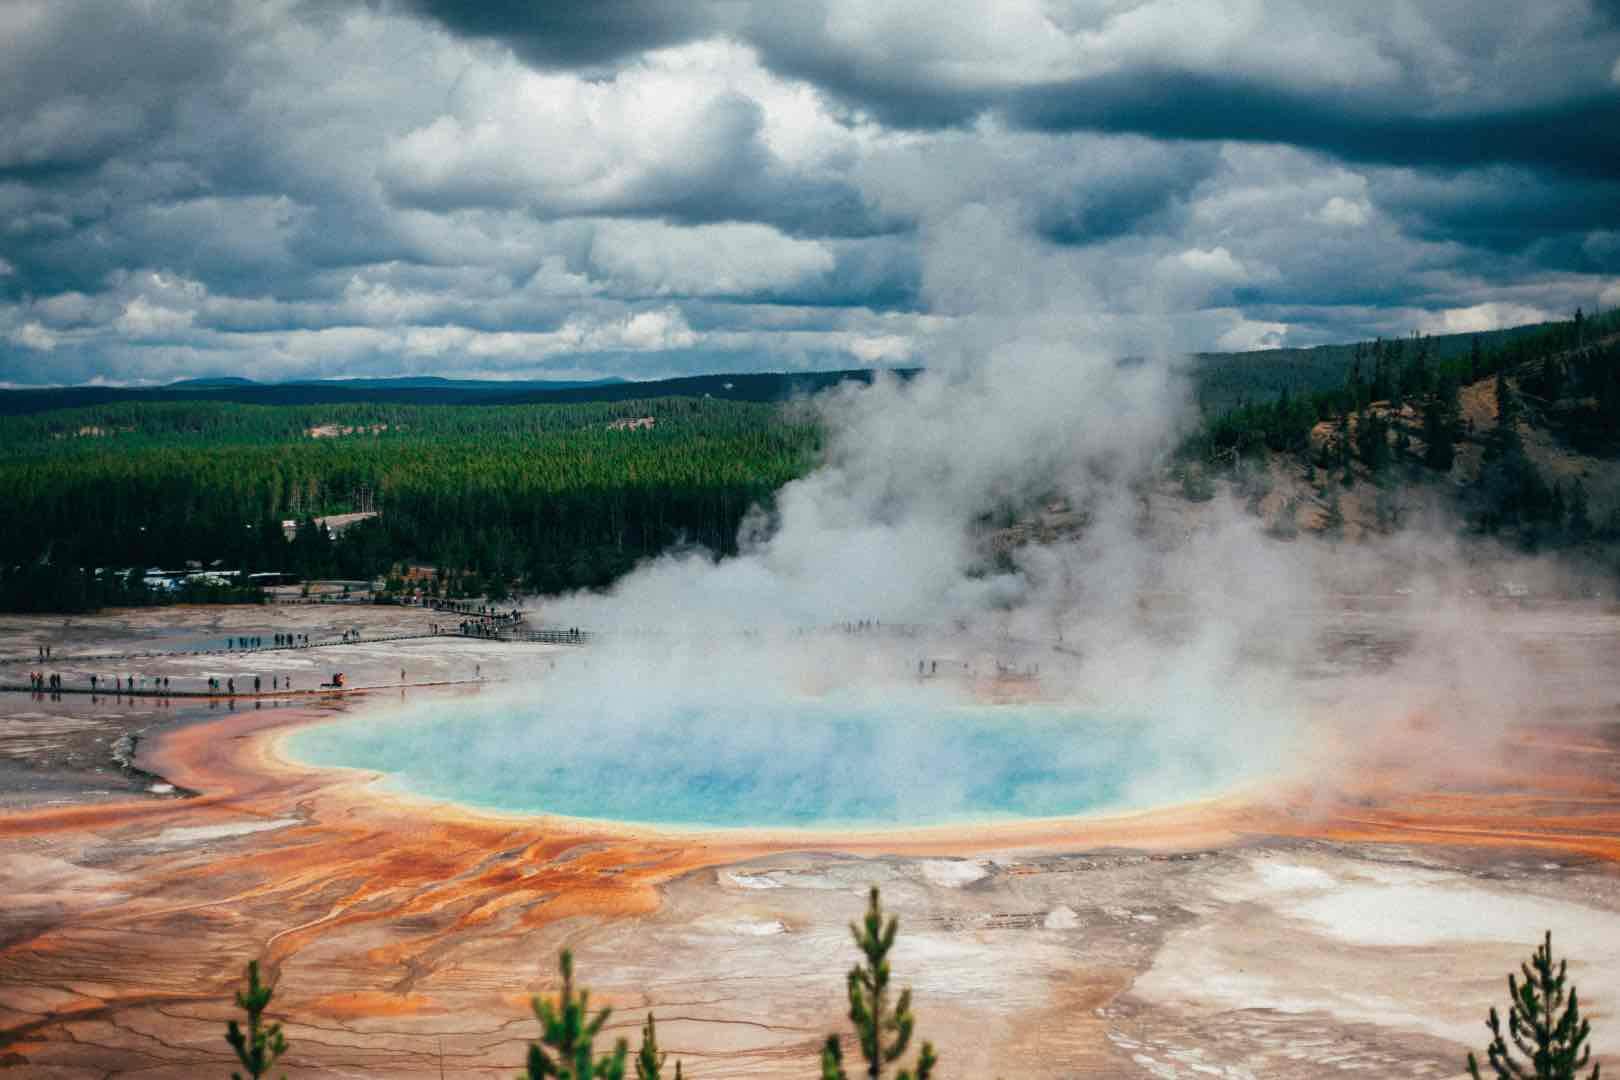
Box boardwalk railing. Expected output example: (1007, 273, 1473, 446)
(0, 626, 591, 669)
(497, 628, 592, 645)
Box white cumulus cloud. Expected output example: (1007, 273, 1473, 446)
(1419, 301, 1552, 335)
(1316, 195, 1369, 227)
(588, 221, 835, 296)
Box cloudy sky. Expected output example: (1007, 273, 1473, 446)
(2, 0, 1618, 386)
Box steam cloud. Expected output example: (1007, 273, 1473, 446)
(487, 186, 1582, 825)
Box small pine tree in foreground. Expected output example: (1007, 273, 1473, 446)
(226, 960, 287, 1080)
(636, 1014, 681, 1080)
(821, 886, 937, 1080)
(1469, 931, 1601, 1080)
(522, 949, 629, 1079)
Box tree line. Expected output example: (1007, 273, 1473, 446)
(0, 397, 821, 611)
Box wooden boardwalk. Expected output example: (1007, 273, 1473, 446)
(0, 627, 589, 669)
(0, 677, 492, 700)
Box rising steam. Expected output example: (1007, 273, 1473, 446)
(504, 186, 1572, 821)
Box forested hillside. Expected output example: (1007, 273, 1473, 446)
(1183, 308, 1620, 553)
(0, 369, 904, 417)
(0, 397, 820, 610)
(6, 313, 1617, 613)
(1186, 320, 1559, 414)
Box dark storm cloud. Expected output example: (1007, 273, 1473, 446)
(1368, 168, 1620, 260)
(1032, 147, 1220, 247)
(1010, 74, 1620, 180)
(407, 1, 1620, 178)
(394, 0, 724, 69)
(0, 1, 232, 174)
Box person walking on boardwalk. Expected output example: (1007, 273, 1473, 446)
(227, 677, 235, 695)
(254, 675, 261, 693)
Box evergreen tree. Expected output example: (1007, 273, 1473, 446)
(1468, 931, 1601, 1080)
(1347, 344, 1369, 411)
(1401, 333, 1434, 401)
(1355, 410, 1390, 471)
(523, 950, 629, 1080)
(226, 960, 287, 1080)
(1423, 396, 1457, 472)
(635, 1015, 681, 1080)
(821, 887, 936, 1080)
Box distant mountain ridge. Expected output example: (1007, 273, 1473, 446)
(276, 375, 629, 390)
(0, 319, 1573, 417)
(0, 369, 913, 416)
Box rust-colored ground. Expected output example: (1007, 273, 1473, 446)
(3, 604, 1620, 1076)
(3, 696, 1618, 1076)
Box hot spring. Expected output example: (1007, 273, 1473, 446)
(287, 688, 1249, 830)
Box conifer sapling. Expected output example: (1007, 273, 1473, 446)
(226, 960, 287, 1080)
(821, 886, 937, 1080)
(636, 1014, 682, 1080)
(1469, 931, 1601, 1080)
(523, 949, 629, 1080)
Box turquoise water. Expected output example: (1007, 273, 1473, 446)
(287, 697, 1235, 830)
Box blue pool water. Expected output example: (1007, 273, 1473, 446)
(287, 696, 1237, 829)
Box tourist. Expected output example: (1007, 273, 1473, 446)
(254, 675, 261, 693)
(90, 674, 97, 691)
(228, 677, 235, 695)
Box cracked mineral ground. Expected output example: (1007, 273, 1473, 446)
(2, 601, 1619, 1077)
